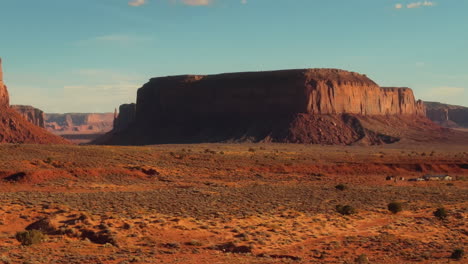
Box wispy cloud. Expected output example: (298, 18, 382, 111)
(395, 1, 436, 10)
(128, 0, 148, 7)
(75, 34, 153, 47)
(241, 0, 248, 4)
(180, 0, 213, 6)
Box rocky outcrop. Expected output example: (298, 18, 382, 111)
(11, 105, 45, 128)
(0, 58, 68, 144)
(0, 58, 9, 107)
(425, 101, 468, 127)
(95, 69, 435, 146)
(113, 103, 136, 132)
(45, 113, 114, 133)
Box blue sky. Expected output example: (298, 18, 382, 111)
(0, 0, 467, 112)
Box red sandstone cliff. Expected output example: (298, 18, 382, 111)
(0, 58, 9, 107)
(0, 58, 68, 144)
(11, 105, 45, 128)
(95, 69, 442, 146)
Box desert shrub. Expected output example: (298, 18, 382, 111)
(450, 249, 464, 260)
(15, 230, 44, 246)
(433, 207, 448, 220)
(186, 240, 203, 246)
(354, 254, 369, 263)
(387, 202, 403, 214)
(248, 147, 256, 152)
(336, 205, 356, 215)
(335, 184, 347, 191)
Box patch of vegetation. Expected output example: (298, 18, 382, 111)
(15, 230, 45, 246)
(450, 249, 464, 260)
(336, 205, 356, 215)
(354, 254, 369, 263)
(186, 240, 203, 246)
(433, 207, 448, 220)
(387, 202, 403, 214)
(335, 184, 347, 191)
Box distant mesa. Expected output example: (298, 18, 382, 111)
(0, 58, 68, 144)
(425, 101, 468, 128)
(96, 68, 453, 146)
(45, 113, 114, 134)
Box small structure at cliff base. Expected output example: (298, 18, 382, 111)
(96, 68, 448, 146)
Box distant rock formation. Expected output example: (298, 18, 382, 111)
(95, 68, 440, 146)
(425, 101, 468, 128)
(45, 113, 114, 134)
(11, 105, 45, 128)
(113, 103, 136, 132)
(0, 58, 68, 144)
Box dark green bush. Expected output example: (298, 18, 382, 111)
(450, 249, 464, 260)
(336, 205, 356, 215)
(15, 230, 44, 246)
(387, 202, 403, 214)
(335, 184, 347, 191)
(433, 207, 448, 220)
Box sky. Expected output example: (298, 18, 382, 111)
(0, 0, 467, 113)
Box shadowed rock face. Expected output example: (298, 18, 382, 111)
(113, 103, 136, 132)
(136, 69, 425, 123)
(425, 101, 468, 127)
(11, 105, 45, 128)
(96, 69, 434, 146)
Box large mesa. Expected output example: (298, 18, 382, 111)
(97, 68, 440, 146)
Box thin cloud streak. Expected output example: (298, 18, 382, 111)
(128, 0, 148, 7)
(395, 1, 436, 10)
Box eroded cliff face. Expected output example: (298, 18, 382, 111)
(425, 101, 468, 127)
(136, 69, 425, 122)
(0, 58, 9, 107)
(96, 68, 435, 146)
(11, 105, 45, 128)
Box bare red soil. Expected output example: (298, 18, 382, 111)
(0, 142, 466, 263)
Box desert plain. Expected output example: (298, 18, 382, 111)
(0, 141, 466, 264)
